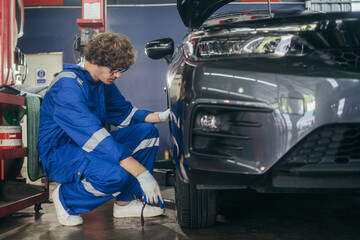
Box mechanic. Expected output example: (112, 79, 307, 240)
(38, 31, 169, 226)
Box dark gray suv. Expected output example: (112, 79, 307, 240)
(145, 0, 360, 229)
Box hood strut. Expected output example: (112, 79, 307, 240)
(267, 0, 273, 18)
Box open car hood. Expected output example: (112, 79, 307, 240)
(177, 0, 234, 28)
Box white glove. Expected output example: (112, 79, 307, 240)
(136, 170, 164, 208)
(158, 109, 170, 122)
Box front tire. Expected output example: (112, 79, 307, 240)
(174, 170, 217, 229)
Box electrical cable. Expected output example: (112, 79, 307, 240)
(141, 202, 146, 228)
(73, 35, 80, 63)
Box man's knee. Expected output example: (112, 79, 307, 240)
(131, 123, 159, 158)
(140, 122, 159, 138)
(82, 164, 132, 194)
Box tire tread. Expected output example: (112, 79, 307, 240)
(175, 171, 217, 229)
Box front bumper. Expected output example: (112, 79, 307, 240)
(187, 123, 360, 191)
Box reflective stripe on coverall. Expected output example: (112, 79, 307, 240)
(38, 63, 159, 215)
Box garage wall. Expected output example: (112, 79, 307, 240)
(17, 1, 304, 160)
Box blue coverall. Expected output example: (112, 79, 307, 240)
(38, 63, 159, 215)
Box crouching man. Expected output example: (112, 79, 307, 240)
(38, 31, 169, 226)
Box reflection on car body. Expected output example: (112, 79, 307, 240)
(146, 0, 360, 229)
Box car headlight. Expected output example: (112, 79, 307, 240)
(184, 34, 313, 61)
(198, 39, 246, 57)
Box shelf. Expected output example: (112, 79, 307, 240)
(76, 19, 105, 31)
(0, 181, 49, 218)
(0, 148, 27, 160)
(0, 92, 25, 106)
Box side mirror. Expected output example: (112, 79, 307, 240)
(145, 38, 174, 64)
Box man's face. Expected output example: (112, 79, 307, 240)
(95, 65, 122, 85)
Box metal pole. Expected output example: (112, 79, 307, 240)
(268, 0, 272, 17)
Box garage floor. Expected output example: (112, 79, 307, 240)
(1, 182, 360, 240)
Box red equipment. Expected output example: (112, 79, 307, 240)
(77, 0, 107, 32)
(0, 0, 49, 218)
(74, 0, 107, 62)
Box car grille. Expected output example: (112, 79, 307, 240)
(277, 124, 360, 173)
(190, 104, 272, 159)
(324, 49, 360, 72)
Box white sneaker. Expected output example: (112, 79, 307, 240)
(52, 184, 83, 226)
(113, 199, 164, 218)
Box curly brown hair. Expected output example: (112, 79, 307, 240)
(83, 31, 136, 70)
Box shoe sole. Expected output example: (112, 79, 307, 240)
(113, 208, 164, 218)
(52, 185, 83, 226)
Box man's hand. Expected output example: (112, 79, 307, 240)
(136, 170, 164, 208)
(158, 109, 170, 122)
(144, 109, 170, 123)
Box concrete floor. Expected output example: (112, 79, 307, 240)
(1, 182, 360, 240)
